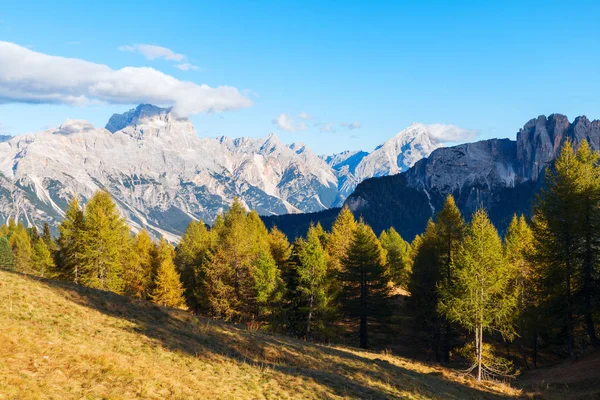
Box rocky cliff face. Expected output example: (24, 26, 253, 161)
(0, 104, 441, 239)
(341, 114, 600, 241)
(517, 115, 600, 180)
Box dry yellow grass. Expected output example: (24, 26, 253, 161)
(0, 269, 521, 399)
(517, 350, 600, 399)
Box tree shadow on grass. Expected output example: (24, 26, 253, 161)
(32, 274, 514, 399)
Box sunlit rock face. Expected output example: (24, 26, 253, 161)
(0, 105, 440, 239)
(345, 114, 600, 240)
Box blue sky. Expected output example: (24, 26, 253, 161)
(1, 0, 599, 154)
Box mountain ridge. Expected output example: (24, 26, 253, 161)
(0, 104, 444, 238)
(264, 113, 600, 241)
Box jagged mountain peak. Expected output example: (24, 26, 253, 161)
(259, 132, 284, 151)
(0, 104, 447, 239)
(105, 104, 177, 133)
(289, 142, 308, 153)
(391, 123, 440, 143)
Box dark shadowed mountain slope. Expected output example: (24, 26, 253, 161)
(264, 114, 600, 241)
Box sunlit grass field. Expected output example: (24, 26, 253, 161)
(0, 269, 525, 399)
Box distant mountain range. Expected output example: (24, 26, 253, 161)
(0, 104, 446, 239)
(264, 114, 600, 241)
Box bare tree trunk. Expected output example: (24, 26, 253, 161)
(306, 294, 313, 340)
(583, 199, 598, 347)
(444, 244, 452, 363)
(566, 258, 576, 360)
(532, 325, 538, 368)
(477, 323, 483, 382)
(359, 271, 368, 349)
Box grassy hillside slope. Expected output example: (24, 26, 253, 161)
(0, 269, 521, 399)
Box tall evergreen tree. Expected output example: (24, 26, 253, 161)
(122, 230, 154, 299)
(439, 209, 517, 382)
(41, 222, 56, 252)
(79, 191, 128, 293)
(408, 220, 443, 360)
(10, 222, 32, 273)
(266, 226, 292, 324)
(56, 197, 85, 283)
(151, 256, 187, 309)
(531, 141, 583, 359)
(435, 195, 465, 363)
(201, 198, 280, 321)
(327, 206, 357, 273)
(574, 140, 600, 347)
(0, 237, 14, 269)
(0, 222, 9, 237)
(379, 227, 411, 288)
(504, 214, 536, 366)
(7, 218, 16, 234)
(340, 223, 391, 349)
(175, 221, 211, 312)
(295, 225, 334, 339)
(28, 226, 39, 243)
(32, 239, 56, 278)
(268, 227, 291, 269)
(253, 250, 283, 319)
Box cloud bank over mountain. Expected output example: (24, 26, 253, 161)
(0, 41, 252, 116)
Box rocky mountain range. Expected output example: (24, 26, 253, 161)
(265, 114, 600, 241)
(0, 104, 444, 239)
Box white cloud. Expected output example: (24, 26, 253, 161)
(341, 121, 361, 130)
(175, 63, 200, 71)
(0, 41, 252, 116)
(425, 123, 479, 142)
(119, 44, 185, 61)
(272, 113, 307, 132)
(298, 112, 312, 120)
(315, 122, 335, 133)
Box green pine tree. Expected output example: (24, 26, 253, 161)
(0, 237, 15, 269)
(408, 220, 444, 361)
(574, 140, 600, 347)
(504, 214, 536, 366)
(41, 222, 56, 252)
(79, 191, 128, 293)
(151, 256, 187, 309)
(379, 227, 411, 288)
(56, 197, 85, 283)
(435, 195, 465, 363)
(265, 226, 291, 330)
(174, 221, 211, 312)
(295, 225, 334, 339)
(253, 250, 283, 317)
(200, 198, 281, 321)
(32, 239, 56, 278)
(10, 222, 32, 273)
(531, 141, 583, 359)
(340, 222, 391, 349)
(326, 206, 357, 273)
(121, 230, 153, 300)
(438, 209, 517, 382)
(267, 227, 291, 269)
